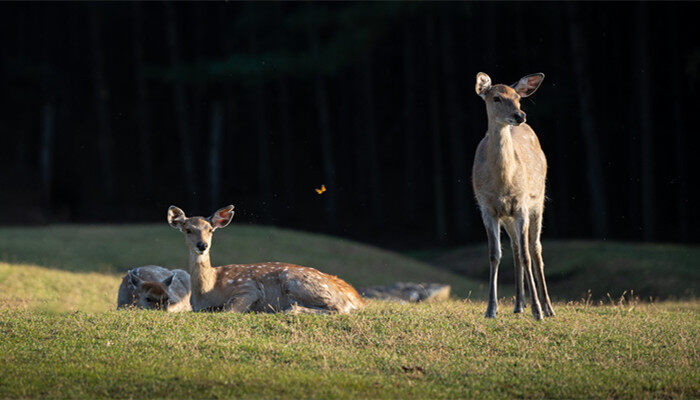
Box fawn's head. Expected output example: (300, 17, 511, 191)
(167, 205, 235, 255)
(129, 273, 175, 310)
(475, 72, 544, 126)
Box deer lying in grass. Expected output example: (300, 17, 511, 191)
(472, 72, 555, 320)
(117, 265, 192, 312)
(167, 205, 364, 314)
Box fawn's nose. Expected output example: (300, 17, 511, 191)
(196, 242, 208, 252)
(513, 112, 526, 124)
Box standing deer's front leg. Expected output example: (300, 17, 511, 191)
(481, 210, 501, 318)
(514, 213, 543, 320)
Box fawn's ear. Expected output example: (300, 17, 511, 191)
(129, 272, 144, 288)
(167, 206, 186, 230)
(162, 274, 174, 287)
(475, 72, 492, 97)
(210, 205, 235, 229)
(512, 73, 545, 97)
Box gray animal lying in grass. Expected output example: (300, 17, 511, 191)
(117, 265, 192, 312)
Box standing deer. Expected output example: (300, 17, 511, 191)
(472, 72, 555, 320)
(167, 205, 364, 314)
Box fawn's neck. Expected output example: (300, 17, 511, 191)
(188, 252, 217, 296)
(486, 121, 517, 183)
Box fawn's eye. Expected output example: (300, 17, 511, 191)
(493, 96, 501, 103)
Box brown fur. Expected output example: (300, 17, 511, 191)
(141, 281, 167, 297)
(167, 205, 364, 314)
(472, 72, 555, 320)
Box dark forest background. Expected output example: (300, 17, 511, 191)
(1, 2, 698, 247)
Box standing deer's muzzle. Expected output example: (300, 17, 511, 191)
(513, 111, 526, 125)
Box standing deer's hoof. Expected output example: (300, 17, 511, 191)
(530, 302, 544, 320)
(544, 305, 556, 317)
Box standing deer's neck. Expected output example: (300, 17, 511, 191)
(486, 119, 517, 183)
(189, 251, 217, 296)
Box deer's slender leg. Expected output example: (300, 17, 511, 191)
(515, 213, 543, 320)
(505, 224, 525, 313)
(224, 281, 263, 313)
(481, 210, 501, 318)
(529, 209, 555, 317)
(285, 304, 333, 315)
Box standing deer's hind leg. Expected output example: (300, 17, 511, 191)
(481, 210, 501, 318)
(505, 225, 525, 313)
(515, 213, 543, 320)
(529, 209, 555, 317)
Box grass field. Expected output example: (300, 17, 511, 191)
(0, 225, 698, 399)
(411, 240, 700, 301)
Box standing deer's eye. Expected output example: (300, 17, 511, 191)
(493, 96, 501, 103)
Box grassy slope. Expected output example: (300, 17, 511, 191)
(0, 225, 698, 398)
(410, 240, 700, 301)
(0, 301, 697, 399)
(0, 224, 481, 302)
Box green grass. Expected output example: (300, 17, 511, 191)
(0, 225, 698, 399)
(409, 240, 700, 301)
(0, 301, 697, 399)
(0, 224, 480, 299)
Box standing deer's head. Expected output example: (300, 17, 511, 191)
(167, 205, 235, 256)
(475, 72, 544, 126)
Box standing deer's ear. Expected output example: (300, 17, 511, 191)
(167, 206, 186, 230)
(512, 73, 545, 97)
(210, 205, 235, 229)
(475, 72, 492, 98)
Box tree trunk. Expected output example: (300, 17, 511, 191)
(308, 18, 338, 232)
(131, 2, 153, 195)
(548, 8, 570, 237)
(12, 10, 28, 173)
(634, 3, 654, 241)
(360, 51, 384, 223)
(276, 77, 296, 216)
(668, 8, 688, 242)
(427, 17, 447, 242)
(192, 4, 207, 175)
(89, 5, 115, 198)
(249, 33, 274, 225)
(209, 102, 223, 211)
(440, 15, 470, 241)
(566, 3, 609, 237)
(402, 21, 419, 222)
(39, 103, 55, 211)
(165, 2, 198, 209)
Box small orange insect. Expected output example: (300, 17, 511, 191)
(315, 185, 326, 195)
